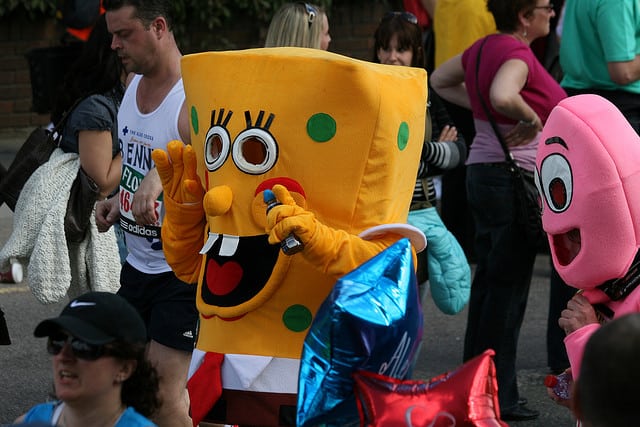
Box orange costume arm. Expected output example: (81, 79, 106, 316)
(152, 141, 206, 284)
(267, 184, 406, 276)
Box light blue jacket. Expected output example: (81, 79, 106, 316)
(409, 206, 471, 314)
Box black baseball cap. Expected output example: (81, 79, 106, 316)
(34, 292, 147, 345)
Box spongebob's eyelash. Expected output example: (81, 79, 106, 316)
(210, 109, 233, 128)
(245, 110, 275, 131)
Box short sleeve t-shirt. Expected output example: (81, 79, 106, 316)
(434, 0, 496, 67)
(461, 34, 567, 168)
(560, 0, 640, 93)
(462, 34, 566, 125)
(22, 401, 157, 426)
(58, 88, 122, 157)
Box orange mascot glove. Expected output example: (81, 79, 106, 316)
(152, 141, 206, 284)
(266, 184, 401, 276)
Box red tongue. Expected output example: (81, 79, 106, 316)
(205, 259, 243, 296)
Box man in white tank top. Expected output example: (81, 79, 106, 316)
(97, 2, 196, 426)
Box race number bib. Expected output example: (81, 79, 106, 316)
(119, 164, 163, 238)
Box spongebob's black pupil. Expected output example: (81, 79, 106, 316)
(241, 136, 267, 165)
(208, 134, 223, 160)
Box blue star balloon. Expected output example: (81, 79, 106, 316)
(297, 238, 424, 426)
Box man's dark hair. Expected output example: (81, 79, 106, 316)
(102, 0, 174, 29)
(575, 313, 640, 427)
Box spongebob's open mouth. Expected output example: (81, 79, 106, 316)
(552, 228, 581, 266)
(200, 233, 280, 316)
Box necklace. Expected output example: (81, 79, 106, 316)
(500, 31, 529, 45)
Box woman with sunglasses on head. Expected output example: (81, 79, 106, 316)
(373, 11, 470, 316)
(14, 292, 160, 426)
(265, 2, 331, 50)
(430, 0, 565, 421)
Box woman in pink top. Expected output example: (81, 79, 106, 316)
(431, 0, 566, 421)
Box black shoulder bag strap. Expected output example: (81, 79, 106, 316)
(473, 36, 520, 171)
(50, 97, 85, 146)
(49, 96, 88, 147)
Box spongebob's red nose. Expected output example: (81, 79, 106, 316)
(255, 177, 306, 198)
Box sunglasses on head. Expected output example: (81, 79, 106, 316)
(382, 11, 419, 25)
(47, 331, 109, 361)
(298, 2, 317, 28)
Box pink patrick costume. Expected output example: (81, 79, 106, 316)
(536, 94, 640, 378)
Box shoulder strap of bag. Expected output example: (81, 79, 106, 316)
(50, 97, 85, 145)
(473, 36, 516, 167)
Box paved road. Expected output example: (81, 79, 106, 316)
(0, 128, 575, 425)
(416, 255, 575, 426)
(0, 128, 70, 423)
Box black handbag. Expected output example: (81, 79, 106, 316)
(0, 127, 57, 211)
(510, 166, 544, 243)
(65, 166, 100, 243)
(0, 97, 100, 242)
(0, 98, 82, 211)
(474, 36, 544, 244)
(0, 307, 10, 345)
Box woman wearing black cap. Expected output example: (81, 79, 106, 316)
(14, 292, 159, 426)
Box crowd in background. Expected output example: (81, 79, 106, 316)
(4, 0, 640, 426)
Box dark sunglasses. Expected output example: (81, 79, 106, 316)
(47, 332, 108, 361)
(382, 11, 419, 25)
(298, 2, 317, 28)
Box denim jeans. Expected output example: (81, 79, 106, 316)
(113, 222, 128, 265)
(463, 163, 537, 411)
(547, 262, 573, 372)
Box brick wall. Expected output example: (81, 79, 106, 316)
(0, 11, 61, 129)
(0, 2, 395, 130)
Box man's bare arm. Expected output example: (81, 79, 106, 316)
(608, 56, 640, 86)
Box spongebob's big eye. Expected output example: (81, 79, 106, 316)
(204, 125, 231, 172)
(539, 154, 572, 212)
(232, 128, 278, 174)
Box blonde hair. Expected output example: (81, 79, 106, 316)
(264, 3, 325, 49)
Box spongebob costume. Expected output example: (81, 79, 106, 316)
(153, 47, 428, 426)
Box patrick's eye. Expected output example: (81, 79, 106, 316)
(204, 125, 230, 172)
(539, 154, 572, 212)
